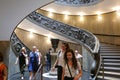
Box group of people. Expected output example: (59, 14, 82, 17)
(15, 46, 42, 80)
(51, 42, 82, 80)
(15, 42, 82, 80)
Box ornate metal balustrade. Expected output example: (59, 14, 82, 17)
(27, 11, 99, 53)
(54, 0, 103, 6)
(10, 32, 31, 56)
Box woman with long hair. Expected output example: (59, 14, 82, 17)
(62, 49, 82, 80)
(52, 42, 70, 80)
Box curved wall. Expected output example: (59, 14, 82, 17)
(37, 9, 120, 45)
(15, 28, 82, 62)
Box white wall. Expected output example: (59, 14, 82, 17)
(0, 0, 53, 40)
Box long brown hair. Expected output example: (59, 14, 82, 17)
(64, 49, 78, 69)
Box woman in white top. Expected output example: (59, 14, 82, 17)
(62, 49, 82, 80)
(52, 42, 70, 80)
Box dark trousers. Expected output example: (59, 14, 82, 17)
(56, 65, 62, 80)
(19, 64, 26, 76)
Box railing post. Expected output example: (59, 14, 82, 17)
(40, 65, 43, 80)
(102, 57, 104, 79)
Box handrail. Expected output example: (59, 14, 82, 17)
(54, 0, 103, 7)
(101, 57, 104, 79)
(10, 32, 31, 56)
(92, 52, 102, 80)
(27, 11, 100, 80)
(27, 11, 100, 53)
(32, 64, 43, 80)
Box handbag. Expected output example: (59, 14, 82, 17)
(64, 62, 74, 80)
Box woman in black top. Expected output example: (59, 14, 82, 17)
(15, 47, 27, 79)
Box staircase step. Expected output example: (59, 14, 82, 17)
(100, 47, 120, 49)
(97, 75, 120, 80)
(102, 56, 120, 59)
(103, 63, 120, 67)
(99, 71, 120, 76)
(100, 67, 120, 72)
(103, 59, 120, 63)
(100, 53, 120, 55)
(100, 51, 120, 53)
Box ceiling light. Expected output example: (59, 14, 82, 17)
(47, 8, 55, 12)
(112, 6, 120, 11)
(96, 11, 102, 15)
(78, 12, 86, 16)
(28, 29, 35, 33)
(62, 11, 70, 15)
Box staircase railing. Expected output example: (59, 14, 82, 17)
(27, 11, 100, 53)
(32, 64, 43, 80)
(10, 32, 31, 56)
(27, 11, 100, 80)
(101, 56, 104, 79)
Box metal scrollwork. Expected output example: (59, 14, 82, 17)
(28, 11, 99, 53)
(10, 32, 31, 56)
(54, 0, 103, 7)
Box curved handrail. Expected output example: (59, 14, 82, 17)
(54, 0, 103, 7)
(32, 64, 43, 80)
(27, 11, 100, 53)
(8, 64, 43, 80)
(91, 50, 102, 80)
(10, 32, 31, 56)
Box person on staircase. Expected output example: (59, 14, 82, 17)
(51, 42, 70, 80)
(62, 49, 82, 80)
(28, 46, 39, 80)
(15, 47, 28, 79)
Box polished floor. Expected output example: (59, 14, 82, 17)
(9, 66, 91, 80)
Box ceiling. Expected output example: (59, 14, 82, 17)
(41, 0, 120, 15)
(18, 0, 120, 43)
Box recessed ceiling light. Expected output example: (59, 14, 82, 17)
(62, 11, 70, 15)
(47, 8, 55, 12)
(112, 6, 120, 11)
(96, 11, 102, 15)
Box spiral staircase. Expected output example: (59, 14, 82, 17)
(9, 11, 100, 80)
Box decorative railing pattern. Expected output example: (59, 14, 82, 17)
(54, 0, 103, 6)
(28, 11, 99, 53)
(10, 32, 31, 56)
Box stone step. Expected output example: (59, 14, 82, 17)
(100, 47, 120, 49)
(102, 63, 120, 67)
(100, 51, 120, 53)
(97, 75, 120, 80)
(102, 56, 120, 59)
(99, 71, 120, 76)
(103, 59, 120, 63)
(100, 53, 120, 56)
(100, 67, 120, 72)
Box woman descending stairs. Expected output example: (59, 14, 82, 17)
(97, 43, 120, 80)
